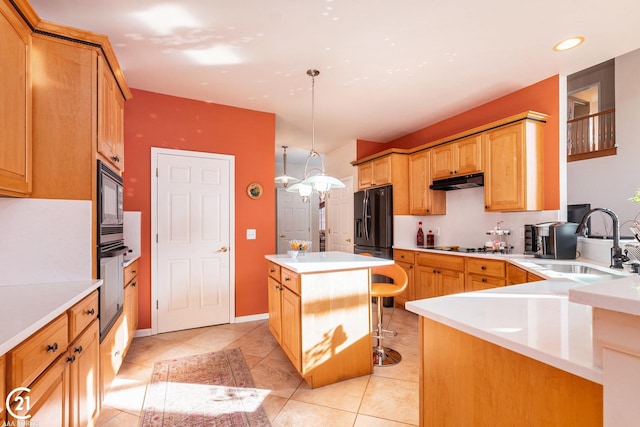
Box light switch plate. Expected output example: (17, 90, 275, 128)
(246, 229, 256, 240)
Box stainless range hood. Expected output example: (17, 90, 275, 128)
(429, 173, 484, 191)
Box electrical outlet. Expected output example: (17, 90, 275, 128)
(435, 227, 440, 236)
(246, 229, 256, 240)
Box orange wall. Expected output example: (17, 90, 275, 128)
(356, 75, 560, 209)
(123, 89, 276, 329)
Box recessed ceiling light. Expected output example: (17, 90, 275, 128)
(553, 36, 585, 52)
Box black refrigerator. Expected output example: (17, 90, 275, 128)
(354, 185, 393, 259)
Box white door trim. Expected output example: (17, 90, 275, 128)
(150, 147, 236, 335)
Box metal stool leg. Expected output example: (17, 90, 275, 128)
(372, 295, 402, 366)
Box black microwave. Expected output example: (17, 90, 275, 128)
(97, 160, 124, 245)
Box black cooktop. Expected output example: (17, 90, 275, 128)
(425, 246, 514, 254)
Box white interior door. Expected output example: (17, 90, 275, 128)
(276, 188, 310, 253)
(328, 177, 354, 253)
(152, 148, 234, 334)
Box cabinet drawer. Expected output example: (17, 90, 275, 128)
(416, 253, 464, 271)
(124, 259, 139, 286)
(281, 268, 301, 295)
(68, 291, 99, 342)
(466, 275, 506, 291)
(8, 313, 69, 389)
(268, 262, 281, 282)
(466, 258, 505, 278)
(394, 249, 415, 264)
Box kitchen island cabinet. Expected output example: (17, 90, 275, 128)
(0, 0, 31, 197)
(265, 252, 393, 388)
(406, 281, 603, 426)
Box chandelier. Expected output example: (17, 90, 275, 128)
(286, 69, 345, 203)
(274, 145, 299, 188)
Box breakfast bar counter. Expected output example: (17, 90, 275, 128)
(406, 279, 606, 425)
(265, 251, 392, 388)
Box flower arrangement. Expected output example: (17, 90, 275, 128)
(289, 240, 311, 251)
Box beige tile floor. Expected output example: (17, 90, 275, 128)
(96, 305, 419, 427)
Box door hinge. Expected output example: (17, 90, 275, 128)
(156, 167, 158, 177)
(156, 234, 158, 243)
(156, 300, 159, 309)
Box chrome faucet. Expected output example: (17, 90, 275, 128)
(575, 208, 628, 269)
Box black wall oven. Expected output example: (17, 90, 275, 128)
(97, 160, 128, 341)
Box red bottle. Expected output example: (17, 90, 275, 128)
(417, 222, 425, 246)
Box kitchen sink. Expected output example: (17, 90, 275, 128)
(529, 262, 627, 284)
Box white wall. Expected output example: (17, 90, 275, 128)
(567, 48, 640, 236)
(394, 188, 559, 253)
(0, 198, 92, 285)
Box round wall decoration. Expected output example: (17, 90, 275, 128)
(247, 182, 263, 199)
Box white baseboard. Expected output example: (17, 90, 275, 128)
(134, 328, 152, 338)
(234, 313, 268, 323)
(132, 314, 267, 338)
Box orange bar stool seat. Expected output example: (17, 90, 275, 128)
(370, 262, 408, 366)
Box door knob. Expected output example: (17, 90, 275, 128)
(280, 235, 286, 238)
(346, 238, 352, 242)
(215, 246, 228, 253)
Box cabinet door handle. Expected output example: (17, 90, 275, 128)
(131, 269, 137, 275)
(284, 277, 290, 281)
(66, 355, 76, 364)
(482, 278, 487, 283)
(114, 350, 121, 357)
(86, 308, 95, 316)
(270, 269, 276, 273)
(46, 343, 59, 353)
(432, 269, 437, 273)
(481, 265, 487, 270)
(112, 155, 120, 163)
(74, 346, 83, 354)
(131, 281, 137, 287)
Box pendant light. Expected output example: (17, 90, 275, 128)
(274, 145, 300, 188)
(286, 69, 345, 203)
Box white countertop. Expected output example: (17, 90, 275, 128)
(0, 280, 102, 355)
(265, 251, 393, 273)
(406, 279, 603, 384)
(569, 275, 640, 316)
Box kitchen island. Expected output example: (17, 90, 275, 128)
(406, 279, 605, 426)
(265, 251, 393, 388)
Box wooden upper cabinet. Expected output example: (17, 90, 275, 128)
(355, 153, 410, 215)
(0, 0, 32, 196)
(483, 119, 545, 211)
(358, 155, 391, 189)
(431, 135, 482, 180)
(409, 151, 445, 215)
(98, 55, 125, 172)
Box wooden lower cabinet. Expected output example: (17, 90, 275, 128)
(393, 249, 416, 306)
(8, 353, 70, 425)
(124, 260, 139, 350)
(420, 317, 602, 426)
(280, 287, 301, 371)
(5, 291, 99, 426)
(100, 309, 127, 401)
(415, 253, 464, 299)
(266, 262, 372, 388)
(0, 354, 5, 421)
(69, 320, 100, 427)
(465, 257, 506, 291)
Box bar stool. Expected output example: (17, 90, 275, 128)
(369, 263, 408, 366)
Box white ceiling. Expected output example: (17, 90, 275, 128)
(29, 0, 640, 163)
